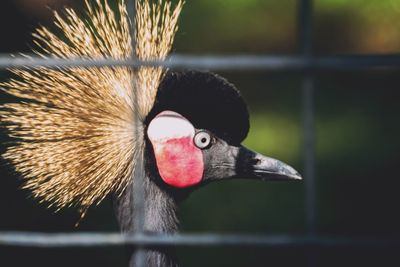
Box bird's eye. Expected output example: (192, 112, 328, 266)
(194, 131, 212, 149)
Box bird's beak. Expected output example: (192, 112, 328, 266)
(234, 146, 302, 181)
(204, 140, 302, 183)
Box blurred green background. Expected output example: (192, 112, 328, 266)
(1, 0, 400, 266)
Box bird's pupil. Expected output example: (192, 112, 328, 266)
(201, 138, 207, 143)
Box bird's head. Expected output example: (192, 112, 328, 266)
(144, 71, 301, 191)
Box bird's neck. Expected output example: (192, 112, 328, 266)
(114, 168, 180, 267)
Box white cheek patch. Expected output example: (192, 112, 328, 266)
(147, 111, 195, 142)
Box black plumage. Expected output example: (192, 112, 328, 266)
(146, 71, 250, 145)
(115, 71, 301, 267)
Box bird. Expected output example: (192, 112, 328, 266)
(0, 0, 301, 266)
(116, 70, 302, 266)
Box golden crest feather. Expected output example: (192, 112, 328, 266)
(0, 0, 184, 213)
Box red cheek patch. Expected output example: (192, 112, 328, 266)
(152, 137, 204, 188)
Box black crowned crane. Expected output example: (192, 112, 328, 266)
(116, 71, 302, 266)
(0, 1, 301, 267)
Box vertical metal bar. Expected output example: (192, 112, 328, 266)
(299, 0, 313, 56)
(299, 0, 316, 237)
(298, 0, 317, 266)
(127, 0, 146, 267)
(302, 76, 316, 235)
(130, 154, 146, 267)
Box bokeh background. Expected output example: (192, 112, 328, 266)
(1, 0, 400, 266)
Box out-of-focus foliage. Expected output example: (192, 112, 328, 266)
(175, 0, 297, 53)
(174, 0, 400, 54)
(315, 0, 400, 53)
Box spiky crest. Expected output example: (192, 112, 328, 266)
(0, 0, 184, 214)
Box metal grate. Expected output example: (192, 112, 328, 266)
(1, 0, 400, 266)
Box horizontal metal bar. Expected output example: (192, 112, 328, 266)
(0, 54, 303, 70)
(0, 54, 400, 70)
(0, 232, 399, 248)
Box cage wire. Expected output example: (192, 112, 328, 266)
(1, 0, 400, 267)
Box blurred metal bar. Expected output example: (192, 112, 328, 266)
(302, 78, 316, 234)
(298, 0, 317, 266)
(0, 232, 399, 248)
(131, 152, 146, 267)
(299, 0, 313, 56)
(127, 0, 146, 266)
(299, 0, 317, 236)
(1, 54, 400, 70)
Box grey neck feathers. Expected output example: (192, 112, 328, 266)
(114, 172, 180, 267)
